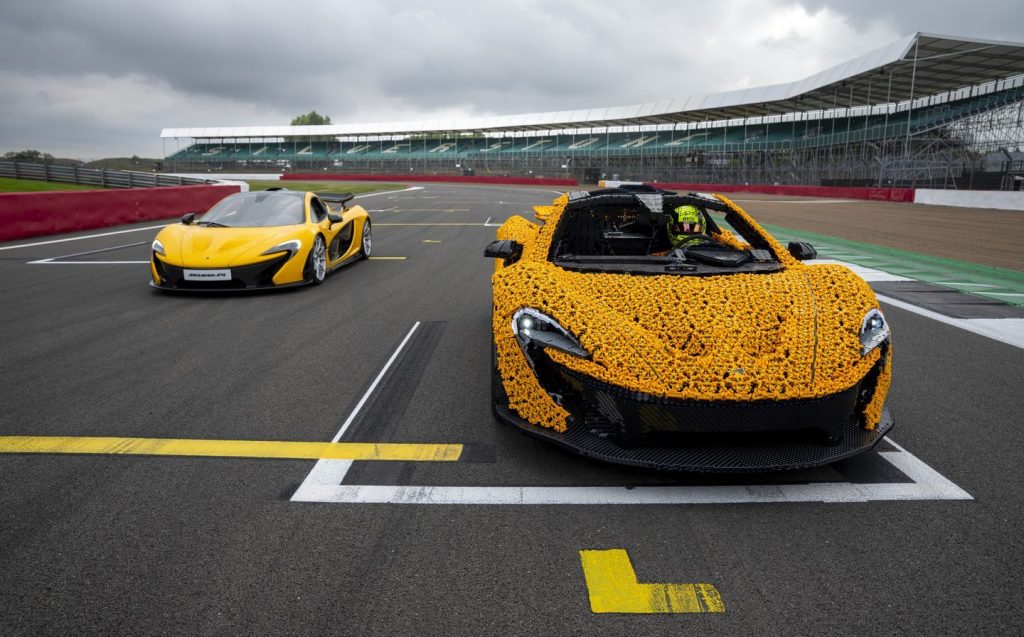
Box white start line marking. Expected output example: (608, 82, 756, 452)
(290, 438, 972, 506)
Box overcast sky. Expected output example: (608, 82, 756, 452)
(1, 0, 1022, 159)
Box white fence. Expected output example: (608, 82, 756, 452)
(915, 188, 1024, 211)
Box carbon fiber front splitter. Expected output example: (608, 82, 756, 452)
(494, 403, 894, 473)
(148, 280, 310, 293)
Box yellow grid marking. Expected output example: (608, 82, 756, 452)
(579, 549, 725, 614)
(0, 436, 461, 462)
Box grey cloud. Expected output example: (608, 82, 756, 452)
(797, 0, 1024, 41)
(0, 0, 1020, 158)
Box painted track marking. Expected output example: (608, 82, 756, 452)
(580, 549, 724, 614)
(875, 293, 1024, 350)
(29, 259, 405, 265)
(27, 261, 151, 265)
(0, 224, 168, 251)
(290, 438, 972, 505)
(375, 222, 493, 226)
(291, 322, 422, 500)
(0, 436, 461, 461)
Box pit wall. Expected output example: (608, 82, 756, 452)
(600, 180, 1024, 211)
(640, 181, 915, 203)
(914, 188, 1024, 211)
(0, 184, 242, 243)
(282, 173, 578, 187)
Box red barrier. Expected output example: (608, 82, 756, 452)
(646, 182, 915, 203)
(283, 173, 578, 187)
(0, 185, 241, 243)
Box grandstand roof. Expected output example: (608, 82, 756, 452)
(162, 32, 1024, 139)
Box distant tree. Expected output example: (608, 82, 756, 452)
(291, 111, 332, 126)
(3, 149, 55, 163)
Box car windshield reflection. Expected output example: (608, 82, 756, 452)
(199, 191, 305, 227)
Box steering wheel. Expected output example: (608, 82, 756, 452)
(678, 233, 715, 245)
(667, 235, 717, 260)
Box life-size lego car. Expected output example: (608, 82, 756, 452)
(485, 186, 893, 472)
(150, 188, 371, 291)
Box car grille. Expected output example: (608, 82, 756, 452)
(153, 254, 290, 289)
(536, 355, 880, 448)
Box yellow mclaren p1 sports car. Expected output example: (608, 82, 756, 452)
(150, 188, 371, 291)
(485, 186, 893, 472)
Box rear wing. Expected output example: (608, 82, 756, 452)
(316, 192, 355, 210)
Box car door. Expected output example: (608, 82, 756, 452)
(312, 196, 358, 265)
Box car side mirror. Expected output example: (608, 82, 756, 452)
(181, 212, 196, 225)
(484, 239, 523, 264)
(327, 212, 343, 224)
(787, 241, 817, 261)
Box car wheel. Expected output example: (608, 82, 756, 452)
(308, 236, 326, 285)
(359, 220, 372, 259)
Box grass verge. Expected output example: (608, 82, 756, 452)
(0, 177, 105, 192)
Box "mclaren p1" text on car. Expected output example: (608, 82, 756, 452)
(150, 188, 371, 291)
(485, 186, 893, 472)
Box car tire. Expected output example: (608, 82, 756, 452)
(359, 220, 372, 259)
(308, 236, 327, 285)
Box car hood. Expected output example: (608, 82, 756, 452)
(156, 224, 304, 268)
(494, 261, 881, 400)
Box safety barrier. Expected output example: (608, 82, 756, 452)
(283, 173, 578, 187)
(0, 160, 215, 189)
(0, 185, 241, 243)
(645, 182, 915, 203)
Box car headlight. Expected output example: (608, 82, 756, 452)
(152, 239, 165, 256)
(261, 239, 302, 258)
(512, 308, 590, 359)
(859, 308, 890, 355)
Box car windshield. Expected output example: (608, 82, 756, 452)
(547, 190, 783, 276)
(199, 191, 305, 227)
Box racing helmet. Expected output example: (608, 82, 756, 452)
(668, 204, 705, 246)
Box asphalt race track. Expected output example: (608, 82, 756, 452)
(2, 184, 1023, 635)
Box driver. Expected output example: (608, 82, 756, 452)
(667, 204, 710, 249)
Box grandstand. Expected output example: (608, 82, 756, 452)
(162, 33, 1024, 189)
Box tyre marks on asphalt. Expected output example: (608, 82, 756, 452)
(291, 321, 425, 501)
(342, 320, 496, 486)
(344, 321, 445, 443)
(290, 321, 495, 502)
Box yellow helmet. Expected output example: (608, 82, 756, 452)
(668, 205, 705, 247)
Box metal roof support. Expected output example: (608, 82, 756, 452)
(880, 69, 894, 187)
(906, 34, 921, 165)
(161, 35, 1024, 142)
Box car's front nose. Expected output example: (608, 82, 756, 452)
(150, 253, 292, 290)
(496, 344, 894, 472)
(150, 225, 310, 290)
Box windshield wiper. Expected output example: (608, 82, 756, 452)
(195, 221, 229, 228)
